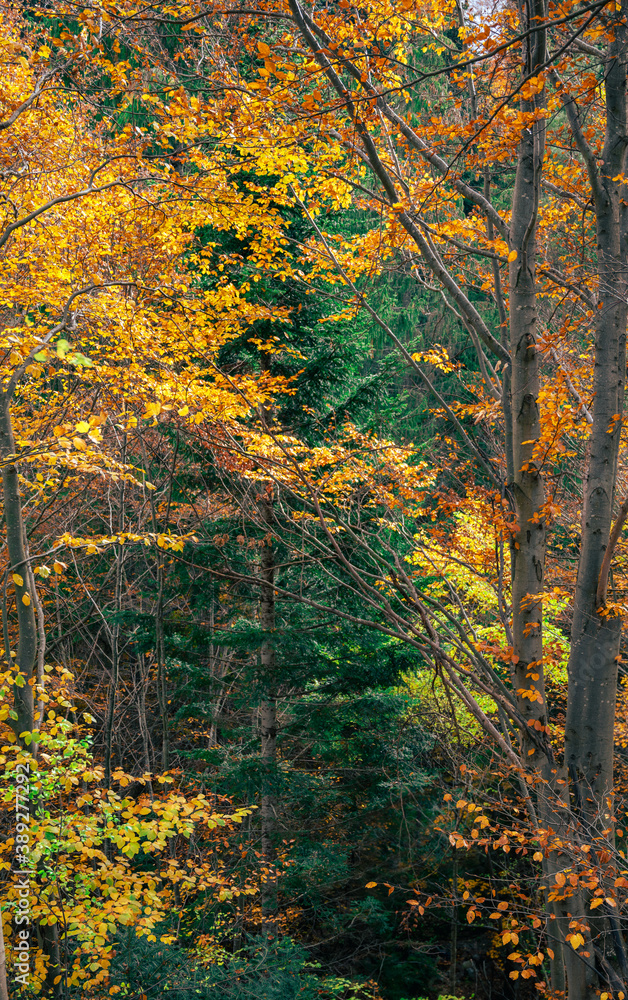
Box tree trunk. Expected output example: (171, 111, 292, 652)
(0, 909, 9, 1000)
(558, 9, 628, 1000)
(259, 494, 277, 931)
(104, 545, 122, 790)
(565, 14, 628, 821)
(39, 920, 63, 999)
(508, 0, 549, 762)
(0, 396, 36, 741)
(154, 561, 169, 771)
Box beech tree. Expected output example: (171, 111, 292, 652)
(175, 0, 628, 996)
(4, 0, 628, 996)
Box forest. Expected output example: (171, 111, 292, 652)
(0, 0, 627, 998)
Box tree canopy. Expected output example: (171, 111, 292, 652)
(0, 1, 627, 999)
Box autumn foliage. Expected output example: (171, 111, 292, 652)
(0, 0, 628, 999)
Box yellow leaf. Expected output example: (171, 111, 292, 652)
(365, 881, 377, 888)
(53, 561, 65, 574)
(22, 594, 30, 606)
(258, 41, 271, 57)
(12, 574, 23, 587)
(75, 421, 90, 433)
(508, 250, 518, 262)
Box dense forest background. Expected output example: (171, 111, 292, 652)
(0, 1, 627, 999)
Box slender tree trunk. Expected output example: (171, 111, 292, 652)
(104, 544, 122, 789)
(0, 396, 36, 740)
(259, 494, 277, 930)
(39, 921, 62, 999)
(154, 561, 169, 770)
(105, 428, 128, 787)
(508, 0, 549, 760)
(136, 654, 153, 774)
(0, 909, 8, 1000)
(507, 9, 571, 991)
(450, 850, 458, 994)
(142, 426, 175, 772)
(0, 398, 65, 995)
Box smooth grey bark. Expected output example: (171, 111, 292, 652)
(564, 8, 628, 816)
(508, 0, 549, 757)
(506, 7, 567, 990)
(0, 397, 36, 741)
(555, 14, 628, 999)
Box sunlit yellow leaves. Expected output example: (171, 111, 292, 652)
(411, 346, 456, 373)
